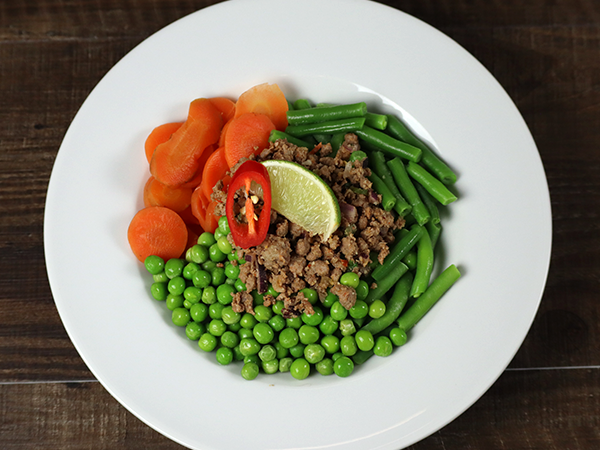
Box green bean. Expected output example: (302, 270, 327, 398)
(330, 132, 345, 155)
(287, 102, 367, 125)
(355, 126, 422, 162)
(386, 114, 457, 184)
(406, 162, 457, 205)
(397, 264, 461, 332)
(365, 262, 409, 304)
(293, 98, 312, 110)
(387, 158, 430, 226)
(402, 249, 418, 270)
(369, 151, 412, 217)
(268, 130, 312, 149)
(409, 228, 433, 298)
(287, 99, 295, 111)
(365, 112, 388, 130)
(312, 133, 332, 144)
(368, 172, 396, 212)
(415, 183, 440, 224)
(362, 272, 413, 335)
(352, 349, 374, 365)
(426, 221, 442, 250)
(285, 117, 366, 137)
(372, 225, 424, 282)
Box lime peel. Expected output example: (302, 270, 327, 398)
(261, 160, 341, 241)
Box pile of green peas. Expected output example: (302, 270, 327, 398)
(143, 215, 408, 380)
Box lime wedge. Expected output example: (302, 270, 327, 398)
(261, 160, 341, 241)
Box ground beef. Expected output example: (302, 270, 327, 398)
(213, 133, 404, 315)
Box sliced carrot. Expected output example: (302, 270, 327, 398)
(178, 205, 201, 227)
(191, 188, 219, 233)
(179, 143, 217, 190)
(208, 97, 236, 123)
(143, 176, 193, 212)
(202, 200, 220, 233)
(223, 113, 275, 168)
(150, 98, 222, 187)
(144, 122, 183, 164)
(218, 119, 233, 148)
(200, 147, 230, 200)
(127, 206, 188, 262)
(234, 83, 288, 131)
(185, 225, 201, 250)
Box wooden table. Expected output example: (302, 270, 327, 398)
(1, 1, 598, 448)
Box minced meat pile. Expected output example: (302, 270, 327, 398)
(212, 133, 405, 318)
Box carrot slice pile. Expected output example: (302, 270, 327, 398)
(234, 83, 289, 131)
(128, 206, 188, 262)
(150, 98, 222, 187)
(143, 176, 193, 213)
(223, 113, 275, 168)
(209, 97, 236, 123)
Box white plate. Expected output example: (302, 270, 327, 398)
(44, 1, 552, 449)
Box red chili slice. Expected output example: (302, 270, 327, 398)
(226, 160, 271, 248)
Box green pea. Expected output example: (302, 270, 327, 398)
(189, 244, 209, 264)
(202, 286, 217, 305)
(217, 236, 232, 254)
(298, 325, 320, 345)
(220, 331, 240, 348)
(316, 358, 334, 376)
(279, 357, 293, 373)
(332, 352, 343, 362)
(221, 306, 241, 325)
(262, 359, 279, 374)
(355, 329, 375, 351)
(185, 321, 204, 340)
(228, 321, 242, 333)
(185, 247, 193, 263)
(301, 306, 323, 326)
(300, 288, 318, 305)
(216, 347, 233, 365)
(340, 272, 360, 288)
(349, 300, 368, 319)
(166, 294, 184, 311)
(333, 356, 354, 377)
(330, 301, 348, 321)
(340, 335, 357, 356)
(144, 255, 164, 275)
(389, 327, 408, 347)
(304, 344, 325, 364)
(198, 232, 216, 247)
(253, 323, 274, 344)
(266, 285, 279, 298)
(192, 270, 211, 289)
(290, 358, 310, 380)
(190, 303, 208, 323)
(208, 302, 224, 319)
(225, 263, 240, 279)
(238, 328, 253, 340)
(211, 267, 226, 286)
(244, 354, 260, 365)
(202, 260, 218, 273)
(322, 292, 338, 308)
(150, 282, 168, 301)
(183, 299, 193, 309)
(272, 300, 284, 315)
(216, 283, 235, 305)
(268, 315, 286, 332)
(232, 345, 244, 361)
(254, 305, 273, 323)
(349, 150, 367, 162)
(225, 278, 236, 286)
(339, 319, 356, 336)
(198, 333, 217, 352)
(241, 362, 259, 380)
(152, 272, 169, 283)
(321, 335, 340, 354)
(209, 243, 226, 262)
(286, 316, 302, 329)
(167, 276, 186, 296)
(164, 258, 185, 279)
(213, 227, 225, 241)
(374, 336, 393, 357)
(239, 338, 261, 356)
(369, 299, 386, 319)
(182, 262, 200, 280)
(208, 319, 227, 336)
(218, 215, 230, 234)
(290, 343, 306, 358)
(356, 280, 369, 301)
(279, 328, 299, 349)
(251, 290, 264, 305)
(240, 313, 258, 329)
(259, 344, 277, 362)
(234, 279, 246, 292)
(319, 316, 338, 335)
(182, 286, 201, 304)
(227, 252, 238, 262)
(274, 341, 289, 359)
